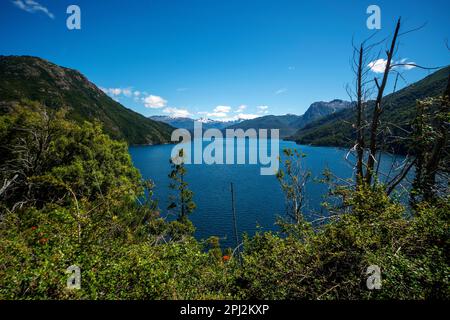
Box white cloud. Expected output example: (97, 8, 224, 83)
(275, 88, 287, 95)
(102, 87, 145, 105)
(214, 105, 232, 113)
(109, 88, 122, 96)
(197, 105, 232, 118)
(257, 105, 269, 114)
(368, 58, 416, 74)
(122, 88, 132, 97)
(198, 105, 261, 121)
(143, 95, 167, 108)
(399, 58, 416, 70)
(12, 0, 55, 19)
(163, 107, 191, 118)
(208, 112, 228, 118)
(101, 87, 127, 96)
(101, 88, 171, 110)
(368, 59, 388, 73)
(235, 105, 247, 112)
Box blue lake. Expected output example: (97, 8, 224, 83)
(129, 139, 408, 248)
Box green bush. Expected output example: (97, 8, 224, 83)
(235, 188, 449, 299)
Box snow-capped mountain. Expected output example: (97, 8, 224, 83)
(149, 116, 241, 131)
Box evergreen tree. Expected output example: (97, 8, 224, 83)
(168, 149, 196, 234)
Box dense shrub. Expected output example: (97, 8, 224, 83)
(236, 188, 449, 299)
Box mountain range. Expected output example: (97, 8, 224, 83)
(1, 55, 447, 150)
(0, 56, 173, 145)
(149, 116, 241, 131)
(149, 66, 448, 153)
(225, 99, 354, 138)
(150, 100, 354, 138)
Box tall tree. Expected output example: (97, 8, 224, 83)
(168, 148, 196, 223)
(276, 148, 311, 225)
(365, 18, 402, 185)
(348, 18, 439, 195)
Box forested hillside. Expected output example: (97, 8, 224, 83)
(0, 56, 174, 145)
(226, 100, 353, 138)
(290, 66, 450, 152)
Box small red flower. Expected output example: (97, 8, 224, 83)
(222, 255, 231, 262)
(31, 226, 37, 231)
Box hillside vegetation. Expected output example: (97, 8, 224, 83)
(290, 66, 450, 152)
(226, 100, 353, 138)
(0, 56, 173, 145)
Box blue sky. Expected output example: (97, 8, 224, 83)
(1, 0, 449, 120)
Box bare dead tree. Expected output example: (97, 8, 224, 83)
(0, 106, 64, 211)
(365, 18, 402, 185)
(345, 18, 443, 198)
(348, 31, 388, 189)
(0, 174, 18, 197)
(355, 44, 365, 186)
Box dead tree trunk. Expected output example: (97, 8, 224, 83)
(356, 44, 365, 186)
(365, 18, 401, 185)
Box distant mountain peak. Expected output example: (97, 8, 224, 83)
(225, 99, 353, 138)
(149, 115, 241, 131)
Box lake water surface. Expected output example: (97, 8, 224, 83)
(129, 139, 407, 248)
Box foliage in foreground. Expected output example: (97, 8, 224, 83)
(238, 187, 449, 299)
(0, 105, 448, 300)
